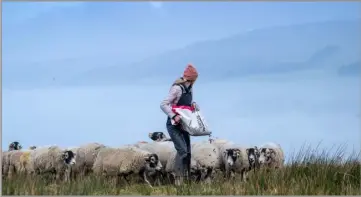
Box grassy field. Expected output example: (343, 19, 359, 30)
(2, 146, 360, 195)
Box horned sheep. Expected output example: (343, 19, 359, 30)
(30, 146, 77, 182)
(258, 142, 285, 169)
(165, 150, 203, 185)
(191, 141, 222, 183)
(92, 146, 163, 188)
(2, 143, 28, 178)
(213, 139, 259, 182)
(135, 141, 175, 167)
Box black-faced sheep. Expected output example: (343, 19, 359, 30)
(30, 146, 77, 182)
(258, 142, 285, 169)
(92, 146, 163, 188)
(148, 132, 172, 142)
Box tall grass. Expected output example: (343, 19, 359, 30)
(2, 145, 360, 195)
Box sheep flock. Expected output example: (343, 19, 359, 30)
(2, 132, 288, 189)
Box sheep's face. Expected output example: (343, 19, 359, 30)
(259, 148, 275, 165)
(9, 141, 22, 151)
(29, 146, 37, 150)
(144, 154, 162, 171)
(62, 150, 76, 165)
(149, 132, 167, 142)
(246, 147, 260, 168)
(225, 148, 241, 166)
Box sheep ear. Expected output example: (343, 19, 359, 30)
(225, 149, 230, 152)
(144, 156, 150, 162)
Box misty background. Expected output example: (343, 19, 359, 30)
(2, 2, 360, 160)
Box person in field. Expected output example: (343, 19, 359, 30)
(160, 64, 199, 183)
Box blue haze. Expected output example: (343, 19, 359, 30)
(2, 2, 360, 159)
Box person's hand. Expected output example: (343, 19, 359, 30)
(192, 102, 200, 111)
(173, 115, 181, 124)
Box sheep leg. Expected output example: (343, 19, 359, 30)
(116, 175, 123, 187)
(167, 172, 175, 185)
(64, 169, 71, 182)
(225, 169, 231, 180)
(7, 165, 14, 179)
(154, 171, 162, 186)
(204, 168, 213, 184)
(55, 171, 62, 183)
(195, 171, 202, 183)
(141, 171, 153, 188)
(240, 169, 248, 182)
(123, 174, 131, 185)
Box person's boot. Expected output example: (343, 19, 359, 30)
(187, 155, 192, 179)
(182, 157, 190, 183)
(182, 155, 192, 184)
(175, 176, 183, 186)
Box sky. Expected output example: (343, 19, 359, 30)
(2, 2, 360, 160)
(2, 2, 361, 64)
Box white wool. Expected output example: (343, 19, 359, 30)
(136, 141, 175, 167)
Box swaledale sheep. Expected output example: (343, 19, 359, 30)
(92, 146, 163, 188)
(217, 142, 258, 182)
(8, 147, 37, 178)
(135, 141, 175, 167)
(165, 150, 203, 185)
(68, 142, 105, 180)
(191, 141, 222, 183)
(258, 142, 285, 169)
(2, 142, 25, 178)
(30, 146, 76, 182)
(209, 139, 234, 168)
(222, 146, 248, 181)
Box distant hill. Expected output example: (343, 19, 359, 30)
(338, 61, 361, 76)
(3, 19, 360, 88)
(69, 19, 360, 86)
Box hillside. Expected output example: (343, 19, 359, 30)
(3, 19, 360, 88)
(67, 19, 361, 86)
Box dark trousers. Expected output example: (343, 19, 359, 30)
(166, 118, 191, 177)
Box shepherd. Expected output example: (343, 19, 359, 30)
(160, 63, 199, 184)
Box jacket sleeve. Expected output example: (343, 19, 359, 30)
(160, 85, 182, 119)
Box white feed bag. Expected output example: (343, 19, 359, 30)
(171, 105, 212, 136)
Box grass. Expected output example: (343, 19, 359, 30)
(2, 145, 361, 195)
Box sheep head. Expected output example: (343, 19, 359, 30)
(9, 141, 22, 151)
(62, 150, 76, 165)
(259, 148, 275, 165)
(144, 153, 162, 171)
